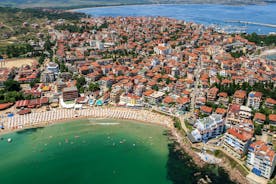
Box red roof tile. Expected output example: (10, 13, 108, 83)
(227, 128, 253, 142)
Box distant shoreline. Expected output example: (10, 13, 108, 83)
(67, 2, 270, 12)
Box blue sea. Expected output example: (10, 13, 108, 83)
(76, 4, 276, 34)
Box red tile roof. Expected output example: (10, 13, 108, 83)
(234, 90, 247, 99)
(254, 113, 266, 121)
(176, 97, 190, 104)
(200, 105, 212, 113)
(266, 98, 276, 105)
(17, 109, 31, 115)
(227, 128, 253, 142)
(163, 96, 174, 104)
(250, 140, 276, 163)
(218, 92, 228, 98)
(269, 114, 276, 122)
(143, 90, 154, 96)
(15, 100, 30, 108)
(0, 103, 13, 110)
(215, 108, 227, 115)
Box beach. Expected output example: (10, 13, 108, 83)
(0, 107, 173, 135)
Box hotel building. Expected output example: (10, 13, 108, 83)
(191, 114, 225, 142)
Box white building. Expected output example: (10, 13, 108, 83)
(239, 105, 253, 119)
(47, 62, 59, 75)
(223, 127, 253, 158)
(119, 93, 143, 107)
(247, 140, 276, 179)
(191, 114, 225, 142)
(148, 91, 165, 105)
(246, 91, 262, 110)
(40, 70, 55, 83)
(154, 43, 172, 55)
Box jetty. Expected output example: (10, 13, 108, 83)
(225, 20, 276, 28)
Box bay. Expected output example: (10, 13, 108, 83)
(0, 119, 234, 184)
(76, 4, 276, 34)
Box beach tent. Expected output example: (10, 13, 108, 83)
(96, 100, 103, 106)
(89, 99, 94, 106)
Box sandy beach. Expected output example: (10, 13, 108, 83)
(0, 107, 173, 135)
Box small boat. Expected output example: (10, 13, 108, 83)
(7, 138, 12, 143)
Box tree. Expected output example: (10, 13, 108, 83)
(166, 78, 172, 84)
(38, 54, 46, 65)
(29, 80, 36, 88)
(152, 85, 159, 91)
(89, 82, 100, 92)
(76, 76, 86, 92)
(254, 124, 263, 136)
(60, 61, 68, 72)
(4, 80, 21, 92)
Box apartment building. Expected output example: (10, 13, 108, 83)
(246, 91, 262, 110)
(247, 140, 276, 179)
(207, 87, 219, 102)
(62, 86, 78, 101)
(191, 114, 225, 142)
(233, 90, 247, 105)
(223, 127, 253, 158)
(47, 62, 59, 75)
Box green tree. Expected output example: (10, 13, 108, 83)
(89, 82, 100, 92)
(4, 80, 21, 92)
(60, 61, 68, 72)
(38, 54, 46, 65)
(76, 76, 86, 92)
(254, 124, 263, 135)
(152, 85, 159, 91)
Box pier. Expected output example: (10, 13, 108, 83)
(225, 20, 276, 28)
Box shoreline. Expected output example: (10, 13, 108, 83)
(68, 2, 270, 12)
(0, 107, 173, 136)
(169, 128, 250, 184)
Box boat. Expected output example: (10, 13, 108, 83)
(7, 138, 12, 143)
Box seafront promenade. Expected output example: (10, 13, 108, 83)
(1, 107, 173, 132)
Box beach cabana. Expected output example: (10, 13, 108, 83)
(96, 100, 103, 106)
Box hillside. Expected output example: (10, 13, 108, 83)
(0, 7, 85, 55)
(0, 0, 275, 8)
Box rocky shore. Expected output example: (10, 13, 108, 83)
(169, 127, 249, 184)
